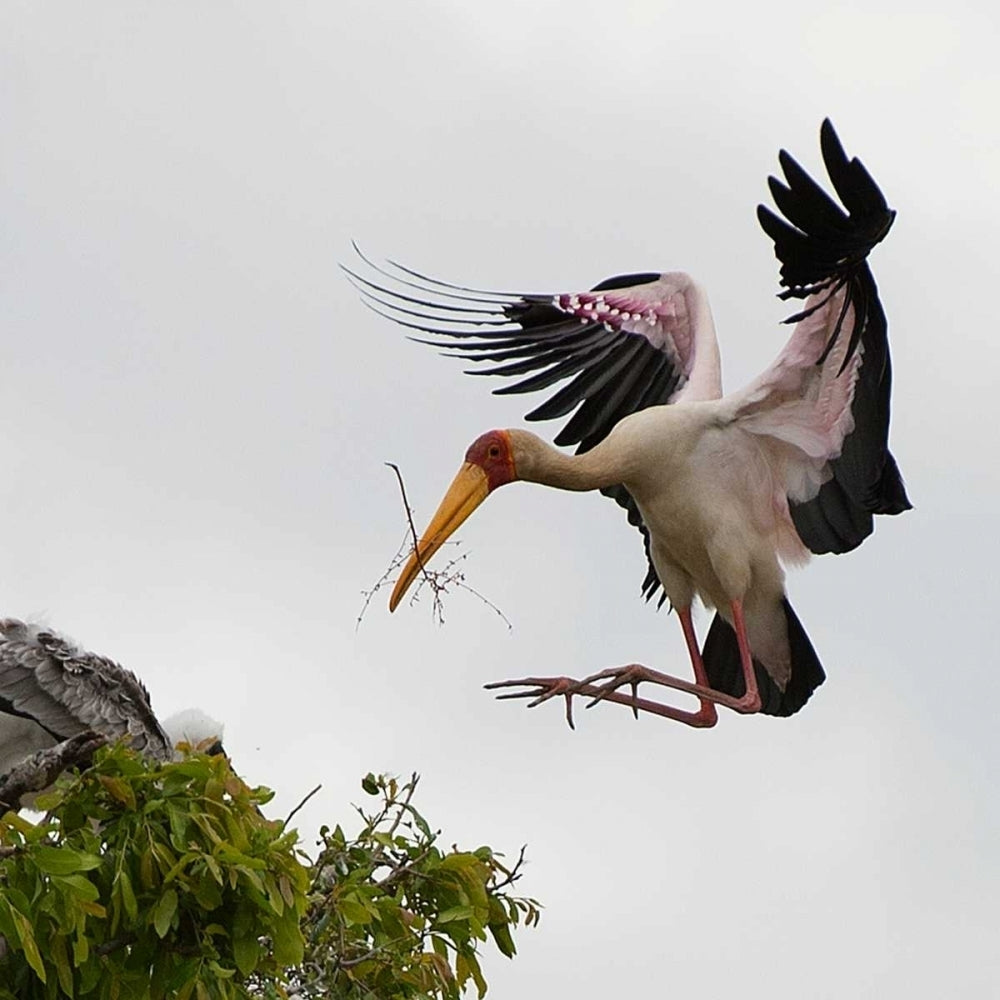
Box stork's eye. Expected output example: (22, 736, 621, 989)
(488, 445, 501, 459)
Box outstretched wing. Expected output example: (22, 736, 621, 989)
(0, 619, 172, 762)
(347, 254, 722, 450)
(736, 118, 911, 555)
(347, 254, 723, 605)
(703, 121, 909, 712)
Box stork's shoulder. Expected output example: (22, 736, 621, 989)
(614, 397, 728, 433)
(603, 399, 728, 466)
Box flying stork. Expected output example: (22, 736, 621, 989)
(353, 119, 910, 728)
(0, 618, 223, 781)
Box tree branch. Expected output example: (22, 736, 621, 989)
(356, 463, 511, 630)
(490, 844, 528, 891)
(386, 462, 431, 584)
(283, 784, 322, 832)
(0, 732, 107, 811)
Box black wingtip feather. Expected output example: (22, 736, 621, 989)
(762, 121, 909, 555)
(872, 452, 913, 515)
(762, 119, 895, 303)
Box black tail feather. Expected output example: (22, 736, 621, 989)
(701, 599, 826, 717)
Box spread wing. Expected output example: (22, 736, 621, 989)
(346, 254, 722, 604)
(347, 253, 722, 448)
(0, 619, 172, 763)
(351, 119, 907, 608)
(740, 118, 911, 554)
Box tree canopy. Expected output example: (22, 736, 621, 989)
(0, 746, 539, 999)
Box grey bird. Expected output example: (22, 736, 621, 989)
(0, 618, 223, 778)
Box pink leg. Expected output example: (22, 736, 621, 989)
(584, 600, 761, 715)
(675, 607, 718, 726)
(487, 599, 761, 728)
(730, 600, 762, 712)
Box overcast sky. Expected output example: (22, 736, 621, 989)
(2, 2, 998, 997)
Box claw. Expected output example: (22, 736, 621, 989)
(485, 676, 579, 729)
(485, 662, 724, 729)
(582, 665, 644, 719)
(486, 654, 731, 729)
(491, 688, 546, 702)
(564, 694, 575, 729)
(484, 676, 564, 691)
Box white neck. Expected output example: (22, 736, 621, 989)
(508, 429, 630, 492)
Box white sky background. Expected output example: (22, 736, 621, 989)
(2, 1, 999, 996)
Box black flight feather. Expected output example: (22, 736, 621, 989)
(758, 119, 911, 554)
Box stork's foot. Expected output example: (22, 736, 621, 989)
(484, 670, 723, 729)
(485, 676, 592, 730)
(485, 602, 762, 729)
(485, 675, 662, 730)
(580, 664, 719, 728)
(582, 660, 762, 718)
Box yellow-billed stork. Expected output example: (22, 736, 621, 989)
(353, 120, 910, 728)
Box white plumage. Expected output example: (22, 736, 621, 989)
(359, 119, 910, 727)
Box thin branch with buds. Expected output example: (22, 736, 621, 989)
(356, 462, 511, 629)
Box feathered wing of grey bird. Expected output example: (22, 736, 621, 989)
(0, 618, 223, 778)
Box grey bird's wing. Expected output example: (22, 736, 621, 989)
(0, 619, 173, 763)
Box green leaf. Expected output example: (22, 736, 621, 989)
(33, 846, 102, 875)
(278, 873, 296, 908)
(402, 803, 433, 840)
(463, 950, 488, 999)
(98, 775, 136, 809)
(52, 874, 101, 902)
(271, 909, 304, 966)
(436, 905, 474, 925)
(167, 803, 191, 849)
(139, 849, 156, 889)
(488, 919, 517, 958)
(12, 909, 46, 982)
(167, 958, 201, 993)
(0, 897, 17, 942)
(204, 854, 223, 885)
(153, 888, 178, 938)
(2, 810, 35, 834)
(50, 932, 74, 998)
(76, 898, 107, 918)
(73, 929, 89, 966)
(32, 790, 63, 811)
(361, 773, 379, 796)
(118, 870, 138, 921)
(232, 926, 260, 976)
(193, 872, 223, 911)
(339, 896, 373, 926)
(263, 874, 284, 915)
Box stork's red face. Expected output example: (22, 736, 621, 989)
(463, 429, 517, 492)
(389, 430, 516, 611)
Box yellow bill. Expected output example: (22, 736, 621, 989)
(389, 462, 491, 611)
